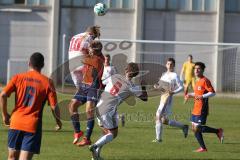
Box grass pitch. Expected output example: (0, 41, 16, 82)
(1, 94, 240, 160)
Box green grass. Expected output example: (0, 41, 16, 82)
(1, 95, 240, 159)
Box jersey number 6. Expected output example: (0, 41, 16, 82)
(110, 81, 122, 96)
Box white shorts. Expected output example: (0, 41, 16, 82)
(70, 69, 83, 88)
(97, 111, 119, 130)
(69, 52, 84, 88)
(156, 94, 173, 118)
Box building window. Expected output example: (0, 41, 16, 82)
(168, 0, 178, 10)
(225, 0, 240, 13)
(61, 0, 134, 9)
(0, 0, 49, 5)
(145, 0, 217, 12)
(15, 0, 25, 4)
(192, 0, 203, 11)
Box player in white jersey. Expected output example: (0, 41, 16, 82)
(68, 25, 100, 87)
(89, 63, 148, 160)
(153, 58, 189, 142)
(101, 54, 117, 83)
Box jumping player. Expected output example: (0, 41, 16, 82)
(69, 40, 104, 146)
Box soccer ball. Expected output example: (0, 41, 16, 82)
(94, 3, 107, 16)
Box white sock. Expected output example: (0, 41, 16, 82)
(95, 133, 113, 148)
(169, 120, 184, 129)
(156, 122, 163, 140)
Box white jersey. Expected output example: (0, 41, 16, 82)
(160, 72, 183, 94)
(156, 72, 183, 116)
(102, 65, 117, 81)
(97, 74, 142, 116)
(68, 32, 94, 87)
(68, 32, 94, 60)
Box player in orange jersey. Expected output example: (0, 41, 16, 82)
(69, 40, 104, 147)
(0, 52, 62, 160)
(185, 62, 223, 152)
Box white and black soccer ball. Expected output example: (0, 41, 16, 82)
(94, 3, 107, 16)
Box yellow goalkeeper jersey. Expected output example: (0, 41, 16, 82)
(182, 61, 195, 80)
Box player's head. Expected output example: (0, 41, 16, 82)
(104, 54, 111, 65)
(89, 40, 103, 56)
(125, 63, 139, 79)
(188, 54, 193, 62)
(29, 52, 44, 71)
(86, 25, 100, 39)
(194, 62, 205, 77)
(166, 58, 175, 72)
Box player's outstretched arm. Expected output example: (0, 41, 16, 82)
(51, 105, 62, 131)
(0, 92, 10, 127)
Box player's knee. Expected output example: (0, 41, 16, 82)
(69, 100, 80, 113)
(8, 152, 17, 160)
(86, 107, 95, 118)
(192, 124, 201, 133)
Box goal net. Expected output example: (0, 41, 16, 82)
(57, 36, 240, 94)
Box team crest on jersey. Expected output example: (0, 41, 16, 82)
(197, 86, 201, 90)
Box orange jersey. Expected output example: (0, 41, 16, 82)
(82, 54, 104, 87)
(192, 76, 215, 116)
(3, 70, 57, 133)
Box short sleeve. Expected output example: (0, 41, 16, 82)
(204, 79, 215, 93)
(3, 75, 17, 97)
(47, 80, 57, 108)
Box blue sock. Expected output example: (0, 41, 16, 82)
(86, 119, 95, 140)
(71, 114, 81, 133)
(201, 126, 218, 134)
(195, 132, 206, 149)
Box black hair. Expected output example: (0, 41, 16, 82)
(195, 62, 206, 71)
(90, 40, 103, 53)
(86, 25, 101, 38)
(167, 58, 175, 66)
(104, 54, 111, 59)
(126, 62, 139, 78)
(30, 52, 44, 70)
(188, 54, 193, 59)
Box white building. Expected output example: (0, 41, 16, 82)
(0, 0, 240, 92)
